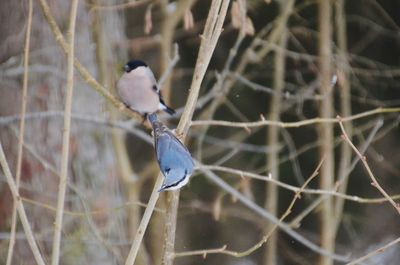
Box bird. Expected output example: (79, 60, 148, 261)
(148, 113, 194, 192)
(117, 59, 175, 116)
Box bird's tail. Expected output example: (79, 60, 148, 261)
(159, 100, 176, 115)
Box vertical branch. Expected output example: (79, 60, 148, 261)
(163, 1, 230, 265)
(318, 1, 335, 265)
(51, 1, 79, 264)
(334, 0, 352, 232)
(338, 118, 400, 214)
(179, 0, 231, 134)
(161, 189, 180, 265)
(6, 0, 33, 264)
(159, 3, 194, 262)
(124, 1, 230, 265)
(125, 175, 164, 265)
(0, 142, 45, 265)
(264, 5, 288, 265)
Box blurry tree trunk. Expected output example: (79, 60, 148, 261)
(318, 1, 335, 265)
(264, 11, 288, 265)
(334, 0, 352, 233)
(159, 0, 194, 101)
(89, 3, 149, 265)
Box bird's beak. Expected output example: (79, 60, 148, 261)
(123, 65, 130, 72)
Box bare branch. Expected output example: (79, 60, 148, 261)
(6, 0, 33, 263)
(191, 107, 400, 128)
(0, 142, 45, 265)
(338, 116, 400, 214)
(346, 237, 400, 265)
(51, 1, 79, 264)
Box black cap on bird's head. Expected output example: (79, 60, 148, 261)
(123, 60, 147, 73)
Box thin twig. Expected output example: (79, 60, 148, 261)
(87, 0, 150, 11)
(0, 111, 152, 144)
(338, 115, 400, 214)
(0, 142, 46, 265)
(199, 167, 349, 262)
(256, 157, 325, 258)
(124, 175, 163, 265)
(178, 0, 231, 135)
(346, 237, 400, 265)
(289, 118, 385, 228)
(200, 164, 400, 203)
(174, 245, 227, 258)
(6, 0, 33, 264)
(21, 196, 164, 216)
(158, 43, 180, 89)
(51, 1, 79, 264)
(174, 157, 326, 259)
(197, 0, 295, 129)
(190, 107, 400, 128)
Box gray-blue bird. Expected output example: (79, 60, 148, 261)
(117, 60, 175, 116)
(148, 113, 194, 192)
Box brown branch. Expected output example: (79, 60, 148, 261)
(198, 167, 349, 261)
(0, 142, 45, 265)
(87, 0, 151, 11)
(174, 245, 227, 258)
(338, 116, 400, 214)
(318, 1, 335, 264)
(190, 107, 400, 128)
(162, 1, 231, 264)
(6, 0, 33, 264)
(51, 1, 79, 264)
(334, 0, 353, 234)
(264, 1, 288, 262)
(174, 158, 324, 259)
(124, 175, 164, 265)
(200, 164, 400, 203)
(346, 237, 400, 265)
(124, 1, 231, 264)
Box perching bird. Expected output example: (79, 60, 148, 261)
(117, 59, 175, 116)
(148, 113, 194, 192)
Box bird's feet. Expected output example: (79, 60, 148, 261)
(171, 129, 184, 141)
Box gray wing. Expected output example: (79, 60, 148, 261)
(155, 132, 194, 175)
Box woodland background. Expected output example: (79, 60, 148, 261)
(0, 0, 399, 265)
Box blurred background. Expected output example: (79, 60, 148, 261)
(0, 0, 399, 264)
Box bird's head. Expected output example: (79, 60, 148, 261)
(123, 59, 147, 73)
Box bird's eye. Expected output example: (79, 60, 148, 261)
(123, 65, 131, 72)
(165, 168, 171, 174)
